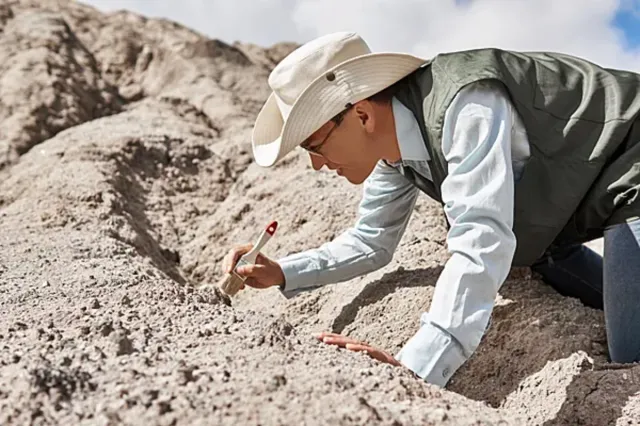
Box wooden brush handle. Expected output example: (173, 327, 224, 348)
(241, 221, 278, 263)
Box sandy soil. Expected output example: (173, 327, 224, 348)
(1, 1, 639, 425)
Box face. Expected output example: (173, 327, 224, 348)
(300, 101, 385, 184)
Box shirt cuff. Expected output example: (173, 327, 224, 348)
(276, 254, 321, 299)
(395, 313, 468, 387)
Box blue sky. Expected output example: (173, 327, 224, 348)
(82, 0, 640, 70)
(614, 6, 640, 48)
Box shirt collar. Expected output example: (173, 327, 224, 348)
(391, 97, 430, 163)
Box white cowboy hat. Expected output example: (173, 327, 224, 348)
(251, 31, 427, 167)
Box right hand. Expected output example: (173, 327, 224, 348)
(221, 244, 285, 290)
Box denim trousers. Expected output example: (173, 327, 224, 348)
(531, 219, 640, 363)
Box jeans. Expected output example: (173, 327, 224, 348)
(531, 219, 640, 363)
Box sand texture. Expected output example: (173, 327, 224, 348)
(1, 1, 639, 425)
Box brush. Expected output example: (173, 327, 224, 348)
(218, 220, 278, 296)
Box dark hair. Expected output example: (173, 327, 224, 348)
(366, 83, 400, 104)
(326, 83, 398, 125)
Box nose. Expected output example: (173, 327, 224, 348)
(309, 153, 326, 171)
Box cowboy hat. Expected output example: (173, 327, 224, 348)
(251, 32, 427, 167)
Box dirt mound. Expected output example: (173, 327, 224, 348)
(0, 4, 122, 168)
(0, 1, 638, 425)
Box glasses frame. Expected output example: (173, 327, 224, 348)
(300, 104, 352, 156)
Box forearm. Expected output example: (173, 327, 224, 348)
(277, 231, 393, 298)
(278, 161, 419, 299)
(432, 203, 517, 342)
(396, 222, 516, 386)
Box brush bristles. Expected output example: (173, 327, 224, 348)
(218, 272, 245, 296)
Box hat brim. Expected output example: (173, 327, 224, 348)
(251, 52, 427, 168)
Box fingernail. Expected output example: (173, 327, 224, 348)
(236, 266, 245, 274)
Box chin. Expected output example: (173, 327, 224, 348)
(342, 171, 368, 185)
(346, 175, 366, 184)
(343, 164, 376, 184)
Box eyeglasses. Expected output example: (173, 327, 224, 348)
(300, 105, 352, 156)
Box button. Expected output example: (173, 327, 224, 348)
(442, 367, 450, 377)
(326, 72, 336, 82)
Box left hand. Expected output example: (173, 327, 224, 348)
(314, 332, 401, 366)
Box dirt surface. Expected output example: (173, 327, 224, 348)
(0, 1, 639, 425)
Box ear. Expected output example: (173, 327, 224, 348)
(353, 100, 376, 133)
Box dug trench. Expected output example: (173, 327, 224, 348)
(1, 1, 639, 425)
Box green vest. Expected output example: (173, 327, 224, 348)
(393, 48, 640, 266)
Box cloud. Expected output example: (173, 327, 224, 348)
(81, 0, 640, 69)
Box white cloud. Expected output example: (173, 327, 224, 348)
(81, 0, 640, 69)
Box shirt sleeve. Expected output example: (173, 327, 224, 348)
(395, 81, 518, 387)
(277, 160, 419, 299)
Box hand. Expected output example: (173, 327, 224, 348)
(221, 243, 285, 290)
(314, 332, 401, 366)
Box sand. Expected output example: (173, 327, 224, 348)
(0, 1, 639, 425)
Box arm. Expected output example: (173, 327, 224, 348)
(278, 160, 419, 299)
(396, 81, 518, 386)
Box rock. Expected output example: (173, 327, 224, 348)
(29, 366, 95, 401)
(177, 363, 196, 386)
(113, 332, 134, 356)
(121, 295, 131, 307)
(99, 321, 114, 337)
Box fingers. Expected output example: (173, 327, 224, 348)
(235, 263, 268, 278)
(345, 344, 402, 366)
(314, 332, 362, 347)
(222, 244, 253, 273)
(313, 332, 402, 367)
(344, 343, 371, 352)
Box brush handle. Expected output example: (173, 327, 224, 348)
(238, 221, 278, 264)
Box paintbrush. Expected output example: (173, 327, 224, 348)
(218, 220, 278, 296)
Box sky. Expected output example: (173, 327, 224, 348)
(81, 0, 640, 70)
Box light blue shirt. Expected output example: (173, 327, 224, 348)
(277, 81, 531, 387)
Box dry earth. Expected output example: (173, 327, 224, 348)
(0, 1, 639, 425)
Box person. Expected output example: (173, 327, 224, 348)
(222, 32, 640, 386)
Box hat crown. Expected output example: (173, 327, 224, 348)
(251, 31, 425, 168)
(268, 32, 370, 106)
